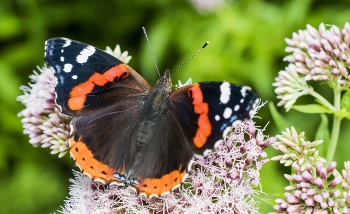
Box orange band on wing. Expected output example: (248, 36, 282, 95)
(188, 84, 212, 148)
(194, 102, 208, 114)
(188, 84, 203, 104)
(68, 64, 129, 110)
(70, 136, 118, 183)
(134, 167, 187, 196)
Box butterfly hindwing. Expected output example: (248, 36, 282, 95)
(70, 102, 144, 183)
(69, 94, 194, 196)
(131, 108, 194, 196)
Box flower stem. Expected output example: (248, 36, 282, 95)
(309, 90, 336, 112)
(325, 84, 342, 165)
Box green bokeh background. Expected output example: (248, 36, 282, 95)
(1, 0, 350, 213)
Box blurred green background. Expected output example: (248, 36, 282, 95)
(1, 0, 350, 213)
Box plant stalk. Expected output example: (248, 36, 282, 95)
(325, 84, 342, 165)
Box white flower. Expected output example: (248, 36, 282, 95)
(175, 78, 192, 89)
(105, 45, 132, 64)
(273, 64, 313, 111)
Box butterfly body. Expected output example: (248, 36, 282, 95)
(44, 38, 259, 196)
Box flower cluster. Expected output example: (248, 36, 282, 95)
(271, 127, 350, 213)
(273, 22, 350, 110)
(61, 116, 273, 213)
(17, 45, 132, 158)
(17, 66, 70, 157)
(197, 118, 273, 187)
(271, 127, 325, 171)
(273, 64, 313, 111)
(284, 23, 350, 84)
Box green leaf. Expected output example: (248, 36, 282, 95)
(314, 114, 329, 157)
(341, 90, 350, 112)
(291, 104, 332, 114)
(269, 102, 291, 132)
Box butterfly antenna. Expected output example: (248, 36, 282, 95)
(171, 41, 209, 75)
(142, 27, 161, 77)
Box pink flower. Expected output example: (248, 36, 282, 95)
(273, 23, 350, 111)
(271, 128, 350, 213)
(17, 66, 70, 157)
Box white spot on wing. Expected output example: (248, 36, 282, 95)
(60, 56, 64, 62)
(76, 46, 96, 63)
(234, 105, 240, 111)
(72, 75, 78, 79)
(223, 107, 232, 119)
(220, 94, 230, 104)
(215, 115, 220, 121)
(240, 86, 251, 97)
(62, 39, 71, 47)
(63, 63, 73, 73)
(220, 82, 231, 104)
(44, 41, 47, 55)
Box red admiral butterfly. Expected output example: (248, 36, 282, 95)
(44, 38, 259, 197)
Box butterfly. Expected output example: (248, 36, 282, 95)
(44, 38, 259, 197)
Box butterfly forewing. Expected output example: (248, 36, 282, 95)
(44, 38, 151, 116)
(169, 82, 259, 154)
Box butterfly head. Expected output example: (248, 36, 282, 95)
(155, 69, 172, 93)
